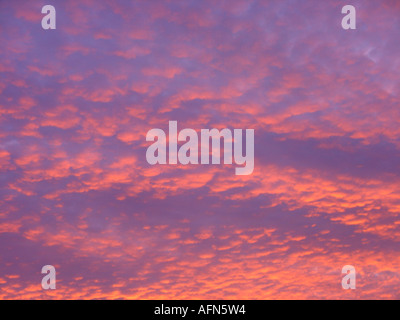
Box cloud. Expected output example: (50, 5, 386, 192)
(0, 0, 400, 299)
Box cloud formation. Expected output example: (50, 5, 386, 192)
(1, 0, 400, 299)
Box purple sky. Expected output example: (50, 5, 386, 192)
(1, 0, 400, 299)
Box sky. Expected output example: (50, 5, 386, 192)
(1, 0, 400, 299)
